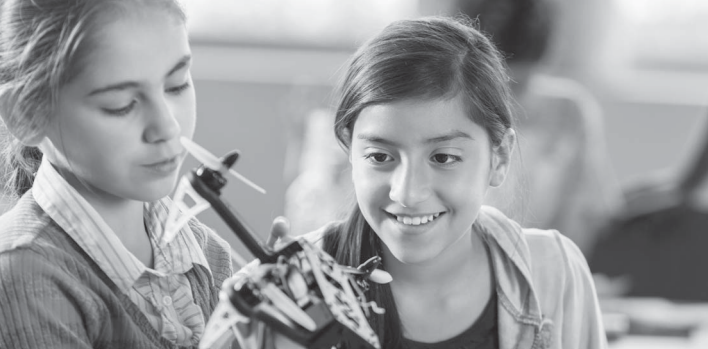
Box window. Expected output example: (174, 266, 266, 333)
(184, 0, 418, 49)
(596, 0, 708, 104)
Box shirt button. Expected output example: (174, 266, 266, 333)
(162, 295, 172, 306)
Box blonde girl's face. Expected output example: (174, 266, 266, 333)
(41, 8, 196, 202)
(350, 95, 505, 265)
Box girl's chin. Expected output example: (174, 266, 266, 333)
(382, 239, 439, 265)
(132, 180, 177, 202)
(390, 251, 436, 265)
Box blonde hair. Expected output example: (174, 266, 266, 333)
(0, 0, 185, 200)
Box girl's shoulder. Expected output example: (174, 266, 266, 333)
(480, 205, 584, 253)
(478, 205, 590, 282)
(509, 222, 597, 312)
(522, 227, 592, 292)
(523, 228, 587, 265)
(0, 192, 62, 254)
(0, 198, 103, 299)
(480, 206, 600, 325)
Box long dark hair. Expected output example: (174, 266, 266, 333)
(323, 16, 515, 348)
(0, 0, 185, 203)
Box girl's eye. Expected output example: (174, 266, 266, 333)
(364, 153, 392, 164)
(432, 153, 461, 165)
(166, 82, 191, 95)
(103, 100, 136, 116)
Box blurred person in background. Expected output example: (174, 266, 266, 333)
(458, 0, 624, 255)
(589, 112, 708, 302)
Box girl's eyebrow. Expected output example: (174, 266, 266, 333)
(87, 55, 192, 97)
(424, 131, 473, 144)
(356, 131, 473, 145)
(88, 81, 139, 96)
(356, 134, 399, 146)
(166, 55, 191, 78)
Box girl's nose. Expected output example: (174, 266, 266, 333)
(388, 160, 432, 208)
(143, 96, 181, 144)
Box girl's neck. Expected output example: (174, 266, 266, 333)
(57, 166, 146, 238)
(385, 227, 494, 343)
(62, 170, 154, 268)
(384, 227, 488, 290)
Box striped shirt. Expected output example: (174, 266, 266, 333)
(32, 158, 211, 346)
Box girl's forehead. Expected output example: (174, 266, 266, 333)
(354, 96, 481, 136)
(352, 97, 489, 145)
(69, 10, 189, 89)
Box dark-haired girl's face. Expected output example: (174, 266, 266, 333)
(40, 9, 195, 203)
(350, 95, 507, 265)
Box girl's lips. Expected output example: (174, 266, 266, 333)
(386, 211, 445, 227)
(143, 155, 180, 174)
(147, 156, 176, 166)
(144, 149, 185, 167)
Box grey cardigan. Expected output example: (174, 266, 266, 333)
(0, 191, 233, 349)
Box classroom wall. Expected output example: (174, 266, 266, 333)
(186, 45, 347, 261)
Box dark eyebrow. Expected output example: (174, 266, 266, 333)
(356, 130, 473, 145)
(166, 55, 191, 77)
(88, 81, 140, 97)
(356, 134, 400, 146)
(424, 131, 473, 144)
(87, 55, 191, 97)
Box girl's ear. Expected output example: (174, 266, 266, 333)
(489, 128, 516, 188)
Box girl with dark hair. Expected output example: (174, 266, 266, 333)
(236, 16, 606, 349)
(0, 1, 235, 347)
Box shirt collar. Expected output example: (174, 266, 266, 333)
(144, 197, 210, 276)
(33, 158, 211, 293)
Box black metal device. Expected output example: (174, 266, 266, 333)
(174, 148, 382, 349)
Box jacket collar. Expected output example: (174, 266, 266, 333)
(475, 206, 552, 349)
(474, 206, 545, 323)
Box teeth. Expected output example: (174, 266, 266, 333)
(395, 213, 441, 226)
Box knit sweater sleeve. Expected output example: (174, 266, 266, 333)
(0, 248, 95, 349)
